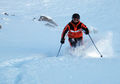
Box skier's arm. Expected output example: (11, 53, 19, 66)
(81, 23, 89, 35)
(61, 25, 69, 43)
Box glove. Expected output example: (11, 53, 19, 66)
(60, 39, 65, 44)
(85, 29, 89, 35)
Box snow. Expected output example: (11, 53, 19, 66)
(0, 0, 120, 84)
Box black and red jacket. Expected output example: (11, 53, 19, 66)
(61, 20, 89, 40)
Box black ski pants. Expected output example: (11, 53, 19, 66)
(68, 37, 83, 48)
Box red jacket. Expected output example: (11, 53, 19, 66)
(61, 20, 89, 40)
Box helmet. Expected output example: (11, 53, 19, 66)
(72, 13, 80, 19)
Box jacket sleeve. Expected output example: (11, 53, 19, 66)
(81, 23, 89, 34)
(61, 25, 69, 40)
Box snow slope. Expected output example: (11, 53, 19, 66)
(0, 0, 120, 84)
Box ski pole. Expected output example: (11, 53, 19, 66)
(88, 34, 103, 57)
(56, 44, 63, 57)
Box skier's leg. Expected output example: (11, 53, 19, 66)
(76, 37, 83, 46)
(68, 38, 77, 48)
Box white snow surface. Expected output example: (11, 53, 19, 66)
(0, 0, 120, 84)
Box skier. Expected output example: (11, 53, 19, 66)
(60, 13, 89, 48)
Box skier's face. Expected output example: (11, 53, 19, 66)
(73, 18, 79, 23)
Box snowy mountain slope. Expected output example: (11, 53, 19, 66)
(0, 55, 120, 84)
(0, 0, 120, 84)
